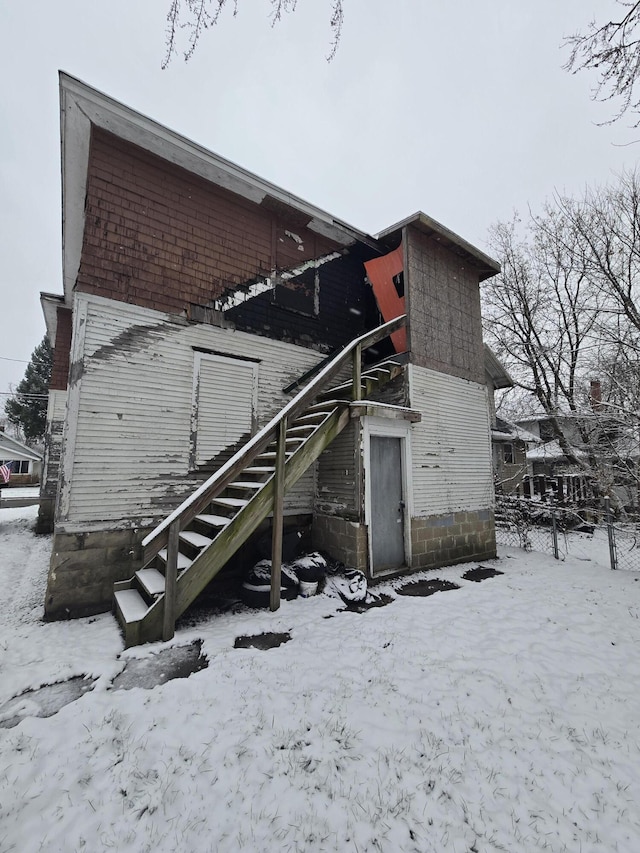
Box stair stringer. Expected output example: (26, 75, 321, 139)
(129, 404, 351, 646)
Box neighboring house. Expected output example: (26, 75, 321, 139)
(518, 409, 639, 510)
(0, 431, 42, 485)
(483, 346, 539, 494)
(40, 74, 501, 643)
(515, 410, 605, 505)
(491, 417, 539, 495)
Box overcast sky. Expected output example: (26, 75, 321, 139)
(0, 0, 636, 399)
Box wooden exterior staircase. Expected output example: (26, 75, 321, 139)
(113, 315, 407, 646)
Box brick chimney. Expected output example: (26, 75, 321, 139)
(590, 380, 602, 411)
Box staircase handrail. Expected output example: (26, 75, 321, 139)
(141, 314, 407, 559)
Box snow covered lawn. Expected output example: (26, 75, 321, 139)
(1, 507, 640, 852)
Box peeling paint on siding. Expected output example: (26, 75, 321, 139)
(60, 293, 323, 529)
(212, 250, 341, 313)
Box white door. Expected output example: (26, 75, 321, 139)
(190, 352, 258, 468)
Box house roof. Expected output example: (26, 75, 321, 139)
(56, 72, 380, 313)
(484, 346, 513, 389)
(0, 433, 42, 462)
(526, 440, 585, 462)
(493, 416, 540, 444)
(377, 212, 500, 281)
(50, 72, 503, 337)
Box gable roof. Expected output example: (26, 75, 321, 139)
(484, 345, 513, 389)
(53, 73, 501, 343)
(0, 433, 42, 462)
(493, 416, 540, 444)
(378, 213, 500, 281)
(58, 72, 377, 309)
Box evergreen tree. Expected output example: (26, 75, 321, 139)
(5, 337, 53, 442)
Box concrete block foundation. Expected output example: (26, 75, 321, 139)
(410, 509, 496, 570)
(44, 527, 151, 620)
(312, 514, 368, 571)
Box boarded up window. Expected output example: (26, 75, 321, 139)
(191, 352, 258, 467)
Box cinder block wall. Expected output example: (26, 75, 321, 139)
(45, 527, 150, 619)
(312, 514, 368, 571)
(410, 509, 496, 569)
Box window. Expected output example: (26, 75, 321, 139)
(503, 443, 514, 465)
(0, 460, 30, 475)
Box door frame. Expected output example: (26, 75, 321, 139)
(363, 416, 413, 576)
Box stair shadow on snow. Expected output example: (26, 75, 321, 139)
(0, 676, 95, 729)
(111, 640, 208, 691)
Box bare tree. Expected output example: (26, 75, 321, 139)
(564, 1, 640, 125)
(163, 0, 344, 67)
(483, 172, 640, 507)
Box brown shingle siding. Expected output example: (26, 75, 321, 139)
(50, 307, 72, 390)
(76, 128, 290, 314)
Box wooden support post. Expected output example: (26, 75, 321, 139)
(162, 520, 179, 641)
(352, 344, 362, 401)
(270, 418, 287, 611)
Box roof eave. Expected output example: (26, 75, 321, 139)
(59, 72, 381, 305)
(40, 292, 66, 347)
(377, 211, 501, 281)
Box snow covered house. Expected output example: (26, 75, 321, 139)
(40, 74, 500, 643)
(0, 431, 42, 485)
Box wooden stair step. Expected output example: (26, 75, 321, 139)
(158, 548, 192, 570)
(256, 451, 293, 461)
(195, 513, 230, 527)
(228, 480, 263, 490)
(180, 530, 214, 549)
(114, 589, 149, 623)
(322, 379, 370, 395)
(136, 568, 166, 597)
(244, 466, 275, 474)
(302, 400, 342, 414)
(295, 409, 329, 419)
(286, 425, 317, 436)
(211, 497, 249, 509)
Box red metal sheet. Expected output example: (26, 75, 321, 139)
(363, 244, 406, 352)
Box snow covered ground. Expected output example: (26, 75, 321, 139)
(1, 506, 640, 852)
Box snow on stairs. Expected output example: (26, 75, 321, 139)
(113, 318, 406, 647)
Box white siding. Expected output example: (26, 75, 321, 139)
(409, 365, 494, 516)
(48, 389, 68, 421)
(59, 293, 322, 528)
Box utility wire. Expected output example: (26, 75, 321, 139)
(0, 391, 49, 399)
(0, 356, 29, 363)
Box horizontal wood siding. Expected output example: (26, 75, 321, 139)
(315, 420, 361, 519)
(409, 365, 493, 515)
(61, 294, 322, 528)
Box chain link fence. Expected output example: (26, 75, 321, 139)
(609, 521, 640, 572)
(495, 494, 640, 572)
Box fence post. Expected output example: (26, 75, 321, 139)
(551, 504, 559, 560)
(605, 496, 617, 571)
